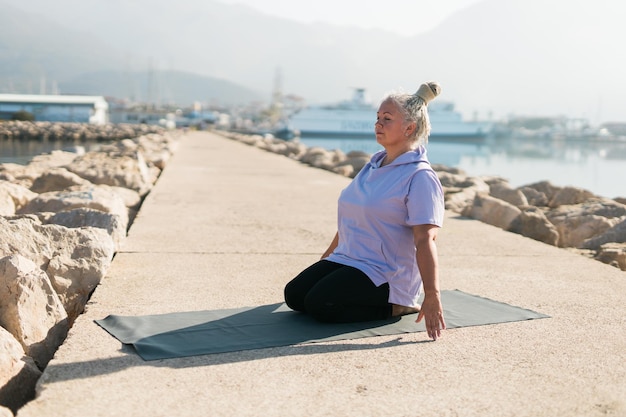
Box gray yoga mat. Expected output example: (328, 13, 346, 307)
(95, 290, 548, 361)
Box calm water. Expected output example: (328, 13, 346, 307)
(298, 135, 626, 199)
(0, 139, 103, 165)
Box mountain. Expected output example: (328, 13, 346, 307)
(59, 70, 263, 106)
(1, 0, 625, 123)
(0, 1, 124, 90)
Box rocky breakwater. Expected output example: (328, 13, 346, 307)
(219, 131, 626, 272)
(0, 122, 179, 415)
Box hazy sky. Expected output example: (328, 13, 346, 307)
(218, 0, 482, 36)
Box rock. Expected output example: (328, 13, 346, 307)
(432, 164, 465, 175)
(0, 216, 115, 323)
(508, 207, 560, 246)
(439, 173, 490, 213)
(332, 155, 370, 178)
(462, 193, 522, 230)
(0, 255, 69, 369)
(299, 147, 338, 170)
(29, 167, 91, 193)
(594, 242, 626, 270)
(548, 186, 596, 208)
(46, 208, 127, 251)
(0, 181, 38, 215)
(519, 186, 549, 207)
(547, 200, 626, 248)
(17, 185, 129, 232)
(0, 326, 41, 414)
(523, 181, 561, 202)
(64, 150, 154, 196)
(489, 182, 529, 207)
(582, 218, 626, 250)
(0, 192, 13, 216)
(615, 197, 626, 205)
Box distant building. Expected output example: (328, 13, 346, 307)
(0, 94, 109, 124)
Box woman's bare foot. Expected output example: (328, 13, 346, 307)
(391, 304, 420, 317)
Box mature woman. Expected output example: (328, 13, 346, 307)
(284, 82, 446, 340)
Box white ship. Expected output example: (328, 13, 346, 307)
(288, 88, 491, 140)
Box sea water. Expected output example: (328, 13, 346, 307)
(298, 135, 626, 199)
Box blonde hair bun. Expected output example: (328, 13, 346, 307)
(415, 81, 441, 104)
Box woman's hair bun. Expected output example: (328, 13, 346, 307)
(415, 81, 441, 104)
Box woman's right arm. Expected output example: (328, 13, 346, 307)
(320, 232, 339, 259)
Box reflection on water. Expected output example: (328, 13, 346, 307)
(0, 139, 104, 165)
(299, 135, 626, 199)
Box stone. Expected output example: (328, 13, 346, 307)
(64, 150, 154, 196)
(594, 242, 626, 270)
(439, 173, 490, 213)
(547, 200, 626, 248)
(489, 182, 529, 207)
(0, 255, 69, 369)
(0, 216, 115, 323)
(46, 208, 127, 251)
(548, 186, 596, 208)
(462, 192, 522, 230)
(0, 326, 41, 413)
(17, 185, 129, 232)
(299, 147, 337, 170)
(519, 186, 549, 207)
(523, 180, 561, 202)
(332, 155, 370, 178)
(582, 218, 626, 250)
(0, 181, 38, 215)
(508, 207, 560, 246)
(29, 167, 91, 193)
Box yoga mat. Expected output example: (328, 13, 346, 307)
(95, 290, 548, 361)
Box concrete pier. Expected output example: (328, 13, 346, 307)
(18, 131, 626, 417)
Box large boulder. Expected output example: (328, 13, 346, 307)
(489, 182, 529, 207)
(582, 218, 626, 250)
(439, 172, 490, 213)
(548, 186, 596, 208)
(46, 208, 127, 251)
(0, 326, 41, 413)
(64, 149, 155, 196)
(523, 181, 561, 203)
(462, 193, 522, 230)
(17, 185, 129, 232)
(0, 216, 115, 323)
(547, 200, 626, 248)
(594, 243, 626, 271)
(508, 207, 560, 246)
(0, 181, 38, 216)
(0, 255, 69, 369)
(518, 186, 550, 207)
(29, 167, 91, 193)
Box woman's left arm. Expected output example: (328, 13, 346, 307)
(413, 224, 446, 340)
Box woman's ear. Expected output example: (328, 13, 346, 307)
(405, 122, 417, 137)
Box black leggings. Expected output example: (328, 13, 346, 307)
(284, 260, 392, 323)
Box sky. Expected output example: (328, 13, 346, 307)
(218, 0, 483, 36)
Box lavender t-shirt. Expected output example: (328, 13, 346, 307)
(326, 147, 445, 307)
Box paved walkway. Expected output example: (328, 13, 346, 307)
(19, 131, 626, 417)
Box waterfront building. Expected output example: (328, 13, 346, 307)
(0, 94, 109, 124)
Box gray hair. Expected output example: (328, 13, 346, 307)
(384, 81, 441, 148)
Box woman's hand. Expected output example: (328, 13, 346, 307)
(416, 291, 446, 340)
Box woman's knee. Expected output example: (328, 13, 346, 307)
(284, 279, 305, 312)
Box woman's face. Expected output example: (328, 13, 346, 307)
(375, 99, 412, 149)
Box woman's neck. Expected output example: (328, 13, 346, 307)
(381, 146, 411, 167)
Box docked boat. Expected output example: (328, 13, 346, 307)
(288, 88, 492, 140)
